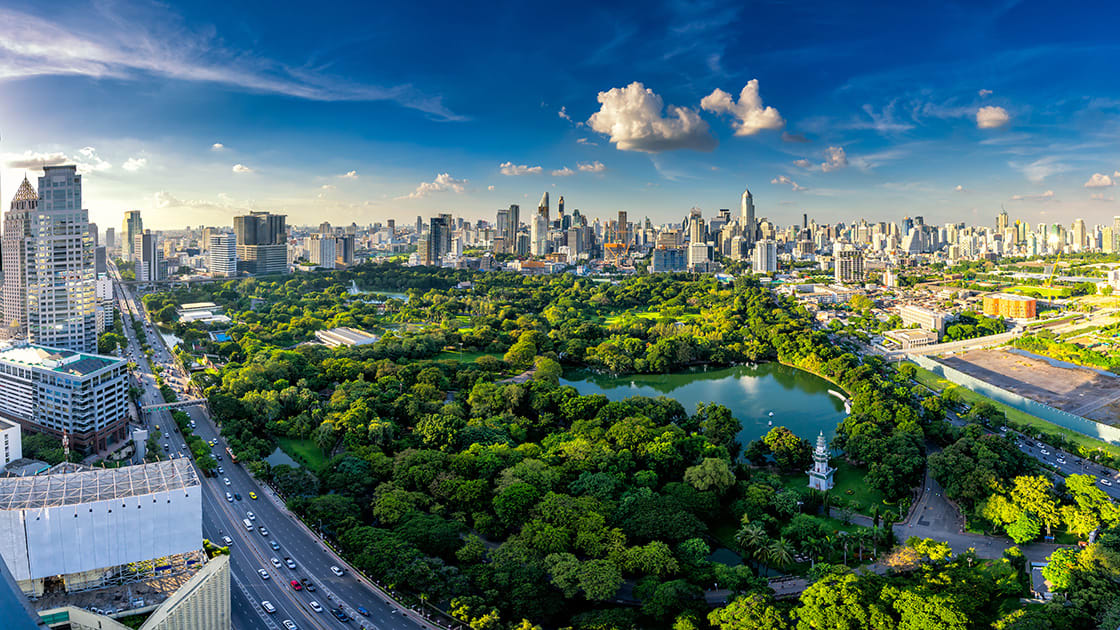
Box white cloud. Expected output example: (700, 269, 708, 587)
(1012, 156, 1069, 183)
(320, 184, 335, 190)
(978, 89, 993, 97)
(700, 79, 784, 136)
(551, 167, 575, 177)
(339, 170, 358, 179)
(1085, 173, 1115, 188)
(558, 107, 571, 121)
(578, 160, 607, 173)
(587, 81, 715, 153)
(1010, 190, 1054, 201)
(954, 184, 965, 192)
(576, 137, 597, 146)
(211, 143, 225, 151)
(793, 158, 811, 168)
(5, 150, 69, 169)
(122, 157, 147, 172)
(770, 175, 806, 191)
(0, 6, 462, 120)
(75, 147, 111, 173)
(232, 163, 253, 174)
(487, 185, 495, 191)
(400, 173, 468, 199)
(499, 162, 543, 176)
(976, 106, 1010, 129)
(821, 146, 848, 172)
(154, 190, 247, 211)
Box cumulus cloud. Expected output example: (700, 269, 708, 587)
(122, 157, 147, 172)
(75, 147, 111, 173)
(558, 107, 571, 121)
(232, 163, 253, 174)
(1085, 173, 1115, 187)
(700, 79, 784, 136)
(793, 158, 812, 169)
(154, 190, 247, 211)
(339, 170, 358, 179)
(587, 81, 715, 152)
(771, 175, 806, 191)
(320, 184, 335, 190)
(1010, 190, 1055, 201)
(821, 146, 848, 172)
(976, 106, 1010, 129)
(1012, 156, 1069, 183)
(487, 185, 495, 191)
(6, 151, 69, 169)
(954, 184, 965, 192)
(499, 162, 543, 176)
(211, 143, 225, 151)
(978, 89, 993, 97)
(401, 173, 467, 199)
(551, 167, 574, 177)
(578, 160, 607, 173)
(782, 131, 809, 143)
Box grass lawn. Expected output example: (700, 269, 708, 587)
(603, 308, 699, 325)
(779, 461, 889, 516)
(908, 362, 1120, 459)
(276, 437, 328, 473)
(434, 350, 501, 362)
(1008, 285, 1066, 298)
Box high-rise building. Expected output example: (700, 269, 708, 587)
(104, 226, 116, 249)
(996, 209, 1009, 232)
(336, 234, 355, 265)
(208, 233, 237, 277)
(134, 231, 163, 282)
(429, 214, 452, 262)
(121, 210, 143, 259)
(531, 212, 549, 256)
(751, 239, 778, 274)
(233, 211, 287, 275)
(308, 234, 336, 269)
(740, 188, 757, 249)
(834, 248, 864, 284)
(538, 192, 549, 222)
(2, 178, 37, 340)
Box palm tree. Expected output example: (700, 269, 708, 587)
(766, 538, 796, 570)
(837, 532, 851, 565)
(734, 522, 768, 567)
(855, 530, 871, 562)
(801, 536, 827, 568)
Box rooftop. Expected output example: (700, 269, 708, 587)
(0, 342, 122, 376)
(0, 459, 198, 511)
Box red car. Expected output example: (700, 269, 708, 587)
(290, 580, 302, 591)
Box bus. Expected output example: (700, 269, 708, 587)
(243, 519, 253, 531)
(226, 447, 238, 463)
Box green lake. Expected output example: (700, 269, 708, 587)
(560, 363, 847, 449)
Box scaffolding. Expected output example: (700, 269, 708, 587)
(0, 459, 198, 511)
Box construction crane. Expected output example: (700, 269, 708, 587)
(1045, 250, 1062, 287)
(603, 241, 631, 267)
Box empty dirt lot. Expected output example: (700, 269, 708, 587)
(940, 349, 1120, 426)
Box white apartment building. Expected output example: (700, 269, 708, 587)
(751, 239, 778, 274)
(0, 340, 129, 452)
(308, 234, 336, 269)
(209, 233, 238, 277)
(898, 304, 947, 338)
(0, 419, 21, 466)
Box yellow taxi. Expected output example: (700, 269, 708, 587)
(249, 492, 258, 500)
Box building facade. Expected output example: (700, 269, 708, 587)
(751, 239, 778, 274)
(650, 247, 687, 273)
(121, 211, 143, 260)
(834, 248, 864, 284)
(806, 432, 835, 491)
(982, 293, 1037, 319)
(208, 233, 237, 277)
(233, 212, 287, 275)
(0, 341, 129, 451)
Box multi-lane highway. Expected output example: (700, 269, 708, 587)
(110, 263, 437, 630)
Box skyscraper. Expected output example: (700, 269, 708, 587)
(429, 214, 452, 262)
(2, 178, 36, 339)
(208, 233, 237, 277)
(752, 239, 778, 274)
(121, 210, 143, 259)
(233, 211, 287, 275)
(134, 231, 163, 282)
(740, 188, 756, 248)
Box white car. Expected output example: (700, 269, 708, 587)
(1057, 457, 1066, 465)
(262, 601, 276, 614)
(282, 621, 298, 630)
(285, 557, 296, 569)
(1102, 478, 1114, 487)
(1040, 449, 1050, 456)
(330, 565, 344, 577)
(225, 492, 233, 502)
(259, 527, 269, 536)
(223, 477, 231, 486)
(247, 511, 256, 521)
(309, 601, 323, 613)
(271, 557, 281, 568)
(257, 569, 270, 580)
(222, 536, 233, 545)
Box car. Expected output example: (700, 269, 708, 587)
(290, 579, 302, 591)
(285, 557, 296, 569)
(330, 565, 344, 576)
(270, 540, 281, 550)
(249, 492, 258, 500)
(309, 601, 323, 613)
(331, 608, 349, 622)
(217, 466, 223, 474)
(181, 443, 187, 450)
(258, 569, 270, 580)
(356, 607, 369, 617)
(301, 578, 316, 592)
(163, 444, 169, 451)
(216, 454, 222, 461)
(999, 426, 1007, 432)
(223, 477, 231, 486)
(1040, 449, 1050, 456)
(225, 492, 233, 502)
(262, 601, 276, 614)
(259, 526, 268, 536)
(1102, 478, 1114, 487)
(282, 621, 298, 630)
(222, 536, 233, 545)
(154, 425, 160, 431)
(271, 557, 281, 568)
(1057, 457, 1067, 464)
(234, 492, 242, 501)
(247, 511, 256, 521)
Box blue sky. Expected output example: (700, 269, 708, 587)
(1, 0, 1118, 230)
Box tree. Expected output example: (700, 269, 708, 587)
(735, 522, 768, 566)
(695, 403, 741, 452)
(1010, 475, 1060, 537)
(887, 588, 969, 630)
(763, 426, 812, 472)
(683, 458, 735, 493)
(1040, 547, 1079, 591)
(766, 538, 796, 570)
(1005, 512, 1041, 544)
(533, 356, 562, 385)
(578, 559, 624, 601)
(792, 573, 891, 630)
(709, 593, 788, 630)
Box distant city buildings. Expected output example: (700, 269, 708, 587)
(233, 211, 287, 275)
(208, 233, 238, 277)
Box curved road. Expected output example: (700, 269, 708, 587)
(111, 265, 441, 630)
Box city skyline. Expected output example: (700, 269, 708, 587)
(2, 1, 1120, 229)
